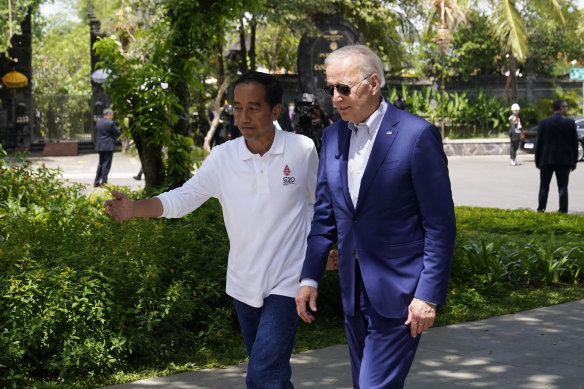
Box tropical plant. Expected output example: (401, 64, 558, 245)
(489, 0, 565, 102)
(386, 84, 508, 138)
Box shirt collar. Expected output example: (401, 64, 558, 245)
(347, 99, 387, 136)
(238, 128, 284, 160)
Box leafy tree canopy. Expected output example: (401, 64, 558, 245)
(32, 3, 90, 94)
(1, 0, 42, 55)
(524, 0, 584, 76)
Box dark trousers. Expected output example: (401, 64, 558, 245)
(94, 151, 114, 186)
(510, 137, 520, 160)
(538, 165, 572, 213)
(233, 295, 298, 389)
(344, 264, 420, 389)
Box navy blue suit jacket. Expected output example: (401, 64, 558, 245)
(95, 118, 120, 152)
(535, 114, 578, 168)
(300, 102, 456, 318)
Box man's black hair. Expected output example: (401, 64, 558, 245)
(553, 99, 567, 111)
(234, 71, 282, 109)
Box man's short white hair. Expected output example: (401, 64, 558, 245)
(324, 45, 386, 89)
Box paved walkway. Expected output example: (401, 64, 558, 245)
(25, 151, 145, 192)
(106, 300, 584, 389)
(20, 151, 584, 388)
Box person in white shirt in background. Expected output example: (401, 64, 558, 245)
(509, 103, 522, 166)
(105, 71, 319, 389)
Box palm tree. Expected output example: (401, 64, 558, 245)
(490, 0, 565, 103)
(429, 0, 468, 32)
(428, 0, 467, 137)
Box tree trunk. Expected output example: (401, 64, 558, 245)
(203, 78, 230, 153)
(509, 52, 518, 103)
(213, 41, 226, 86)
(132, 130, 164, 189)
(239, 18, 248, 73)
(503, 75, 510, 101)
(174, 80, 190, 137)
(249, 17, 256, 71)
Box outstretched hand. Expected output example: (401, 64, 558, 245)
(105, 189, 134, 221)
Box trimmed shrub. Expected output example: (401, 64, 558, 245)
(0, 148, 232, 387)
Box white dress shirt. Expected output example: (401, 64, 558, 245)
(347, 100, 387, 207)
(301, 100, 387, 289)
(158, 130, 318, 307)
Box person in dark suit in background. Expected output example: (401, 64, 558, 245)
(94, 108, 121, 187)
(535, 99, 578, 213)
(295, 45, 456, 389)
(279, 101, 295, 132)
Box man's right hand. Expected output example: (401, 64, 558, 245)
(295, 286, 318, 323)
(105, 190, 134, 221)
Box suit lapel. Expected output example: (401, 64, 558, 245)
(356, 106, 400, 211)
(335, 122, 355, 213)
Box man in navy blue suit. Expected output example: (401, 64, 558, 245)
(94, 108, 121, 187)
(296, 45, 456, 388)
(535, 99, 578, 213)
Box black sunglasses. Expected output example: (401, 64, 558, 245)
(323, 74, 372, 97)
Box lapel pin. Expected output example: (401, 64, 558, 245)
(386, 131, 393, 135)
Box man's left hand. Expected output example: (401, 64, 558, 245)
(404, 297, 436, 338)
(326, 249, 339, 271)
(296, 286, 318, 323)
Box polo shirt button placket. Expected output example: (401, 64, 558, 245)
(258, 159, 269, 194)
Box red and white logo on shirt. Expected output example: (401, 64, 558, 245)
(283, 164, 295, 185)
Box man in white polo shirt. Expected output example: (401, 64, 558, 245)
(105, 72, 318, 388)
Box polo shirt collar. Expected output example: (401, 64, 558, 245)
(238, 128, 284, 160)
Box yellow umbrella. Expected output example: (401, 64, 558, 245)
(2, 70, 28, 88)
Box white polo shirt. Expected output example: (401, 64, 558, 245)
(157, 130, 318, 308)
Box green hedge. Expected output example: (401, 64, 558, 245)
(1, 147, 583, 387)
(0, 149, 232, 387)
